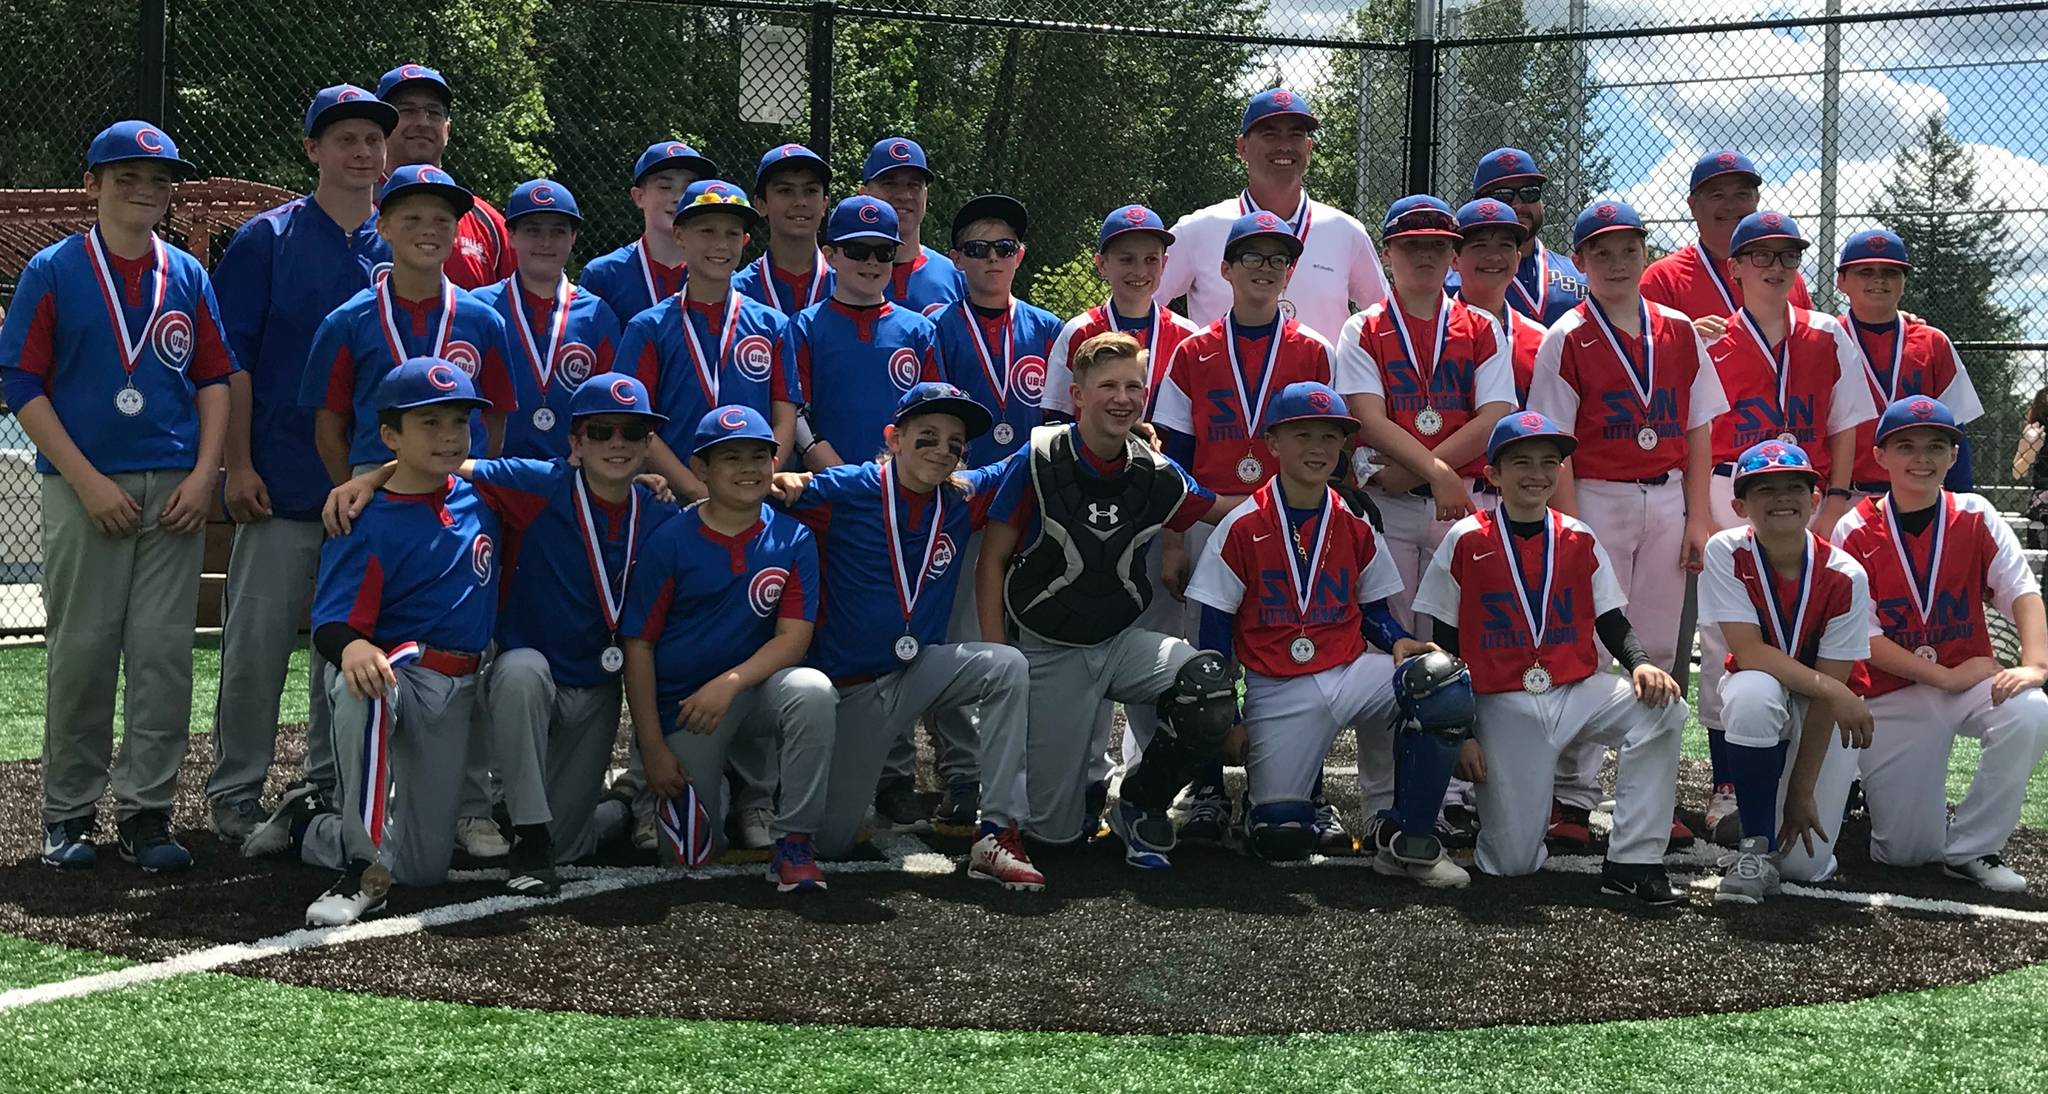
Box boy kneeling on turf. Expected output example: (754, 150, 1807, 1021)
(1698, 440, 1873, 905)
(1832, 396, 2048, 893)
(1185, 381, 1464, 886)
(1414, 412, 1688, 904)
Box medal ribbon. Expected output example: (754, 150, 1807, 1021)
(509, 274, 572, 396)
(1224, 313, 1286, 439)
(1511, 241, 1549, 318)
(1736, 305, 1796, 434)
(1238, 189, 1314, 249)
(84, 227, 168, 383)
(1882, 492, 1947, 628)
(1585, 296, 1657, 412)
(961, 299, 1016, 412)
(879, 462, 944, 629)
(1750, 531, 1817, 655)
(1277, 484, 1335, 626)
(376, 275, 454, 366)
(755, 252, 828, 313)
(680, 291, 744, 409)
(571, 470, 640, 635)
(1492, 507, 1555, 650)
(636, 236, 668, 309)
(1851, 316, 1907, 408)
(1699, 243, 1740, 315)
(1387, 295, 1452, 421)
(1101, 298, 1163, 353)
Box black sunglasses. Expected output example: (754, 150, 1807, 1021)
(1478, 184, 1546, 205)
(958, 238, 1022, 259)
(835, 241, 898, 263)
(580, 422, 654, 442)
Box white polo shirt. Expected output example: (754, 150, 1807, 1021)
(1154, 190, 1390, 346)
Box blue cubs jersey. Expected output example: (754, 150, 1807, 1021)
(579, 238, 685, 327)
(616, 292, 797, 454)
(731, 252, 835, 317)
(312, 475, 523, 654)
(209, 196, 388, 518)
(620, 502, 819, 711)
(298, 278, 519, 466)
(0, 229, 237, 474)
(1445, 240, 1587, 325)
(471, 277, 621, 460)
(932, 298, 1065, 468)
(784, 461, 1002, 682)
(786, 299, 939, 465)
(885, 246, 967, 317)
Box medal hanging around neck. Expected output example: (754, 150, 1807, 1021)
(1882, 494, 1946, 663)
(85, 227, 168, 418)
(1224, 314, 1285, 485)
(1585, 296, 1660, 452)
(963, 299, 1019, 447)
(880, 462, 944, 663)
(1279, 485, 1334, 664)
(1751, 530, 1816, 659)
(1389, 297, 1452, 439)
(1736, 306, 1798, 445)
(1493, 507, 1556, 694)
(512, 275, 572, 434)
(572, 471, 640, 674)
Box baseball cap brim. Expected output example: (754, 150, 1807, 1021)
(1732, 466, 1821, 493)
(1267, 412, 1360, 435)
(1461, 219, 1531, 242)
(506, 206, 582, 227)
(673, 200, 763, 231)
(1100, 224, 1175, 249)
(310, 99, 400, 137)
(1243, 108, 1320, 135)
(1225, 230, 1305, 257)
(864, 161, 936, 184)
(1875, 419, 1961, 445)
(382, 181, 476, 218)
(1838, 255, 1911, 270)
(638, 152, 720, 185)
(386, 393, 489, 412)
(1572, 222, 1645, 247)
(1476, 171, 1546, 191)
(954, 194, 1029, 243)
(754, 156, 830, 194)
(1385, 227, 1463, 242)
(1692, 166, 1762, 191)
(1734, 234, 1808, 252)
(898, 395, 993, 440)
(830, 228, 902, 246)
(690, 431, 773, 457)
(90, 152, 198, 180)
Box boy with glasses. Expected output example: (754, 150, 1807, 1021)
(1641, 150, 1814, 342)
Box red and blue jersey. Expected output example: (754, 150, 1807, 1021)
(784, 461, 1002, 683)
(209, 196, 387, 518)
(312, 475, 530, 655)
(886, 246, 967, 316)
(465, 457, 676, 688)
(1700, 526, 1869, 671)
(1041, 302, 1201, 417)
(621, 503, 819, 712)
(1706, 306, 1876, 479)
(786, 299, 939, 465)
(472, 277, 621, 460)
(731, 253, 834, 317)
(298, 278, 519, 466)
(0, 229, 237, 474)
(1151, 316, 1335, 493)
(1446, 241, 1588, 326)
(932, 298, 1064, 468)
(1640, 242, 1814, 320)
(617, 292, 795, 454)
(1332, 296, 1515, 479)
(579, 237, 685, 326)
(986, 426, 1214, 542)
(1840, 315, 1983, 486)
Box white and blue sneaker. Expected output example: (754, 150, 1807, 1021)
(116, 811, 192, 874)
(41, 816, 97, 869)
(1109, 801, 1175, 869)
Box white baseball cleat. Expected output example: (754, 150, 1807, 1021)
(1945, 854, 2027, 893)
(456, 816, 511, 859)
(1715, 836, 1781, 905)
(306, 861, 391, 927)
(1372, 828, 1470, 889)
(632, 813, 658, 853)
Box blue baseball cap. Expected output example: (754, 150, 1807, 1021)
(753, 142, 830, 194)
(1690, 149, 1762, 192)
(1839, 228, 1911, 270)
(379, 356, 487, 412)
(87, 121, 197, 179)
(1731, 439, 1821, 493)
(634, 140, 720, 185)
(895, 382, 993, 439)
(1486, 410, 1577, 465)
(570, 373, 667, 424)
(671, 179, 763, 230)
(304, 84, 397, 138)
(1098, 204, 1175, 250)
(1381, 195, 1460, 242)
(690, 404, 775, 456)
(1874, 395, 1962, 446)
(378, 164, 474, 217)
(1240, 87, 1318, 134)
(1264, 382, 1358, 435)
(953, 194, 1029, 243)
(1471, 147, 1545, 195)
(1455, 197, 1530, 242)
(504, 179, 581, 226)
(377, 63, 452, 103)
(826, 196, 901, 246)
(1729, 210, 1806, 255)
(1225, 210, 1304, 258)
(1570, 199, 1647, 250)
(862, 137, 934, 183)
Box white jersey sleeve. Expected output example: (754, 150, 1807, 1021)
(1965, 492, 2042, 616)
(1525, 323, 1578, 428)
(1042, 312, 1090, 415)
(1357, 521, 1407, 604)
(1186, 499, 1254, 613)
(1330, 310, 1383, 398)
(1818, 556, 1873, 662)
(1471, 310, 1516, 412)
(1149, 341, 1196, 434)
(1935, 330, 1986, 425)
(1410, 516, 1480, 625)
(1699, 529, 1759, 627)
(1677, 309, 1731, 429)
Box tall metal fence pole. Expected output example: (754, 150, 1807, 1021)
(809, 0, 836, 163)
(138, 0, 169, 125)
(1816, 0, 1843, 314)
(1404, 0, 1437, 195)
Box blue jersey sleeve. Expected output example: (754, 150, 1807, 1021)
(210, 219, 275, 375)
(464, 457, 561, 529)
(984, 448, 1035, 526)
(1198, 604, 1236, 658)
(312, 523, 384, 635)
(0, 254, 56, 411)
(619, 526, 676, 642)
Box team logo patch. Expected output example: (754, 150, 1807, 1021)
(136, 127, 165, 153)
(400, 63, 429, 79)
(1909, 397, 1936, 419)
(1254, 212, 1281, 231)
(426, 363, 462, 391)
(608, 376, 639, 405)
(1272, 90, 1295, 108)
(443, 341, 482, 377)
(1596, 203, 1618, 220)
(857, 202, 882, 224)
(1496, 151, 1521, 170)
(666, 142, 688, 158)
(780, 143, 803, 156)
(151, 310, 194, 370)
(718, 406, 749, 430)
(887, 348, 921, 391)
(734, 334, 775, 382)
(1307, 389, 1333, 413)
(1518, 412, 1544, 430)
(1761, 212, 1782, 229)
(337, 87, 363, 102)
(1124, 206, 1149, 225)
(1717, 151, 1739, 169)
(1758, 442, 1785, 461)
(459, 238, 486, 260)
(889, 140, 912, 161)
(470, 534, 495, 583)
(748, 567, 789, 617)
(418, 166, 450, 185)
(1868, 236, 1890, 253)
(1013, 356, 1047, 406)
(530, 185, 556, 206)
(557, 342, 596, 385)
(926, 534, 956, 580)
(1477, 200, 1501, 218)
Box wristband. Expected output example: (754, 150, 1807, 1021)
(1825, 487, 1852, 500)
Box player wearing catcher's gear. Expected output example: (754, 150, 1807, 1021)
(625, 406, 838, 893)
(858, 137, 967, 315)
(775, 384, 1041, 888)
(1528, 200, 1727, 851)
(1698, 441, 1873, 904)
(1444, 148, 1586, 326)
(1043, 206, 1199, 422)
(1832, 397, 2048, 892)
(1449, 199, 1544, 405)
(1156, 88, 1388, 346)
(974, 333, 1226, 868)
(1186, 382, 1465, 885)
(473, 180, 621, 461)
(1694, 211, 1877, 843)
(4, 122, 235, 873)
(579, 141, 719, 326)
(1414, 413, 1688, 904)
(206, 86, 396, 845)
(1834, 230, 1984, 497)
(1640, 150, 1815, 341)
(299, 166, 518, 484)
(731, 144, 834, 316)
(376, 65, 513, 291)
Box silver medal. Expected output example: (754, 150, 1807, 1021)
(1289, 635, 1316, 664)
(1415, 407, 1444, 437)
(1913, 644, 1938, 662)
(532, 407, 557, 432)
(1277, 299, 1297, 319)
(1521, 664, 1553, 695)
(115, 385, 145, 417)
(1235, 455, 1263, 484)
(1777, 431, 1798, 446)
(600, 644, 625, 673)
(893, 634, 921, 663)
(1636, 426, 1658, 451)
(992, 422, 1015, 446)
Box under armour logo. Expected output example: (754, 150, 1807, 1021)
(1086, 503, 1120, 527)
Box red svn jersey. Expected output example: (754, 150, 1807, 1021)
(1331, 297, 1514, 479)
(1041, 302, 1199, 418)
(1526, 302, 1726, 481)
(1842, 316, 1983, 486)
(1706, 306, 1875, 478)
(1150, 317, 1333, 493)
(1833, 491, 2037, 697)
(1699, 526, 1869, 671)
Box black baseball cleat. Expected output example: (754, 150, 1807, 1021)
(505, 825, 561, 897)
(1601, 860, 1685, 906)
(1435, 803, 1480, 850)
(873, 777, 928, 829)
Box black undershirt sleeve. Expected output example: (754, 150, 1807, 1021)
(1596, 608, 1650, 672)
(313, 623, 368, 667)
(1432, 619, 1460, 659)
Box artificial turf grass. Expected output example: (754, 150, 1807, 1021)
(0, 932, 129, 992)
(0, 954, 2045, 1094)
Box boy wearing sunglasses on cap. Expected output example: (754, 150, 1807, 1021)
(581, 141, 720, 325)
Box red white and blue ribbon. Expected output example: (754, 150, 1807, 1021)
(376, 275, 454, 365)
(1736, 305, 1797, 434)
(961, 299, 1016, 413)
(1511, 241, 1550, 318)
(755, 251, 828, 313)
(879, 461, 944, 630)
(1699, 243, 1740, 315)
(572, 469, 639, 635)
(359, 642, 423, 849)
(1585, 295, 1656, 412)
(1883, 491, 1947, 629)
(84, 226, 168, 383)
(656, 785, 716, 867)
(1750, 531, 1817, 655)
(1100, 298, 1162, 352)
(636, 236, 669, 307)
(680, 290, 743, 408)
(1851, 315, 1907, 407)
(1277, 483, 1335, 625)
(509, 274, 572, 396)
(1224, 313, 1286, 438)
(1493, 507, 1556, 650)
(1387, 294, 1452, 389)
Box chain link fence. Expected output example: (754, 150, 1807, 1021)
(0, 0, 2044, 634)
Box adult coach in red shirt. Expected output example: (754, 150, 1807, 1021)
(378, 64, 514, 290)
(1640, 150, 1812, 341)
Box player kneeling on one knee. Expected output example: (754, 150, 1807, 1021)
(1185, 382, 1465, 885)
(1699, 441, 1874, 905)
(1414, 412, 1688, 905)
(1832, 397, 2048, 894)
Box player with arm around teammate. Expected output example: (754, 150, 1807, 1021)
(1832, 397, 2048, 892)
(1413, 412, 1688, 905)
(1185, 382, 1465, 885)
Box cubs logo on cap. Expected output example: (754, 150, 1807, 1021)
(1381, 195, 1461, 241)
(377, 63, 452, 102)
(1731, 439, 1822, 492)
(1098, 204, 1175, 251)
(1470, 147, 1546, 195)
(1240, 87, 1319, 135)
(826, 196, 902, 245)
(1569, 198, 1646, 251)
(751, 142, 829, 194)
(304, 84, 398, 137)
(1225, 209, 1306, 257)
(1874, 394, 1962, 446)
(894, 382, 994, 440)
(633, 140, 720, 185)
(1690, 149, 1762, 192)
(1729, 209, 1807, 255)
(1838, 228, 1911, 270)
(1263, 381, 1359, 435)
(569, 373, 666, 424)
(505, 178, 582, 226)
(87, 120, 198, 179)
(671, 179, 764, 230)
(378, 355, 488, 412)
(1486, 409, 1577, 464)
(689, 403, 775, 456)
(379, 163, 474, 217)
(862, 136, 935, 183)
(1455, 198, 1530, 241)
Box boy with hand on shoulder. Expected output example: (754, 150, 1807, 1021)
(731, 144, 834, 316)
(580, 141, 719, 325)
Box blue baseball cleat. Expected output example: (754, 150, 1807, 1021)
(1109, 801, 1175, 869)
(116, 811, 192, 874)
(41, 817, 97, 869)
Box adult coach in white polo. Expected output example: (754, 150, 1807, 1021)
(1154, 88, 1388, 344)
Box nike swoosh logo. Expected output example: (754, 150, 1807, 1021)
(1576, 335, 1602, 350)
(1252, 533, 1273, 543)
(1472, 551, 1495, 561)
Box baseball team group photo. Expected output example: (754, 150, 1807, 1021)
(4, 0, 2048, 1089)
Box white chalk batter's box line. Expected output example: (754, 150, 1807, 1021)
(5, 832, 2046, 1016)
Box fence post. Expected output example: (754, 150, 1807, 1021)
(138, 0, 169, 125)
(1403, 0, 1437, 195)
(809, 0, 835, 162)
